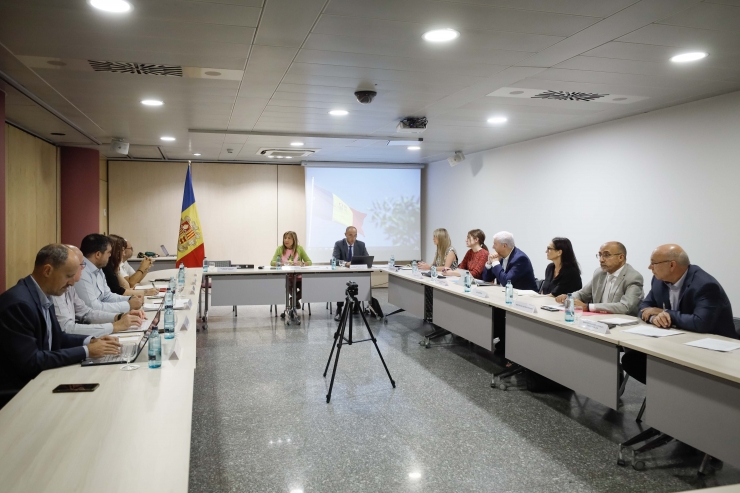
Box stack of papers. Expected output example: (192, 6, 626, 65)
(599, 317, 639, 327)
(685, 338, 740, 352)
(143, 299, 191, 311)
(622, 327, 684, 338)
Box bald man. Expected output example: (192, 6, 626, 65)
(623, 244, 736, 384)
(331, 226, 370, 321)
(556, 241, 643, 315)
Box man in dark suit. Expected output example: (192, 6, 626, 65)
(0, 244, 121, 408)
(331, 226, 369, 321)
(622, 244, 736, 384)
(481, 231, 537, 290)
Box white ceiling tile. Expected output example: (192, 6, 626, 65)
(324, 0, 602, 37)
(295, 49, 509, 77)
(554, 55, 740, 82)
(657, 2, 740, 32)
(617, 24, 740, 53)
(254, 0, 325, 46)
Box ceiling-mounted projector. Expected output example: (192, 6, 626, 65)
(109, 138, 129, 155)
(396, 116, 427, 134)
(448, 151, 465, 167)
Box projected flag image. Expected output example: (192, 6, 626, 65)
(311, 186, 368, 236)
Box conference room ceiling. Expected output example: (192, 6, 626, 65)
(1, 0, 740, 164)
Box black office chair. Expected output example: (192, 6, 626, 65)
(535, 278, 544, 293)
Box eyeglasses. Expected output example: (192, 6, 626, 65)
(649, 260, 671, 268)
(596, 252, 620, 259)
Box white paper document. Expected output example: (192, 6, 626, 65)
(684, 338, 740, 352)
(622, 327, 684, 338)
(599, 317, 639, 326)
(515, 289, 539, 297)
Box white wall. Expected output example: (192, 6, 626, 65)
(109, 161, 305, 266)
(424, 89, 740, 309)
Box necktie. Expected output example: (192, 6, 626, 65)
(348, 245, 353, 262)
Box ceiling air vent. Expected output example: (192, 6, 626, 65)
(88, 60, 183, 77)
(258, 148, 318, 160)
(487, 87, 648, 104)
(532, 90, 607, 102)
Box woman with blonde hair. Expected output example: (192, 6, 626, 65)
(418, 228, 458, 271)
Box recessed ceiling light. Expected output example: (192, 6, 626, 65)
(487, 116, 508, 124)
(89, 0, 132, 13)
(409, 472, 422, 479)
(276, 156, 284, 159)
(268, 156, 275, 158)
(290, 142, 304, 147)
(160, 136, 176, 141)
(286, 157, 293, 159)
(329, 109, 349, 116)
(141, 100, 163, 106)
(670, 52, 708, 63)
(408, 146, 421, 150)
(193, 153, 201, 156)
(422, 28, 459, 43)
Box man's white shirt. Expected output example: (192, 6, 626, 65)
(75, 258, 130, 313)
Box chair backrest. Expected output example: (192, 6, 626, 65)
(734, 317, 740, 337)
(213, 260, 231, 267)
(535, 279, 544, 293)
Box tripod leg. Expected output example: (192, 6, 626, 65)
(326, 305, 349, 403)
(324, 302, 349, 377)
(358, 305, 396, 388)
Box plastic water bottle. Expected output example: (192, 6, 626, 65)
(164, 306, 175, 339)
(505, 280, 514, 305)
(464, 272, 472, 292)
(202, 257, 208, 273)
(389, 255, 395, 270)
(431, 265, 437, 279)
(177, 264, 185, 290)
(164, 286, 174, 309)
(412, 260, 418, 275)
(276, 256, 282, 270)
(331, 256, 336, 270)
(148, 327, 161, 368)
(168, 276, 176, 292)
(564, 293, 575, 323)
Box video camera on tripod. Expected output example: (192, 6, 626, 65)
(345, 281, 359, 298)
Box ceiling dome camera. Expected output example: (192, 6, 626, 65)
(354, 90, 377, 104)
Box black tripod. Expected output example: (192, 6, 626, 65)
(323, 282, 395, 403)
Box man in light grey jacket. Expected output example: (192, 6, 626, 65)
(556, 241, 643, 315)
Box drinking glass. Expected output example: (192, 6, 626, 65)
(431, 265, 438, 280)
(574, 307, 583, 324)
(121, 341, 140, 371)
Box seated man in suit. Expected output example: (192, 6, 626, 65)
(0, 244, 121, 408)
(622, 244, 736, 384)
(53, 246, 145, 338)
(481, 231, 537, 290)
(555, 241, 643, 315)
(331, 226, 369, 321)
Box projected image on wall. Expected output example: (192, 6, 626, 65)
(305, 167, 421, 262)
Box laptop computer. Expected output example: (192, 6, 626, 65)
(81, 307, 162, 367)
(350, 255, 374, 267)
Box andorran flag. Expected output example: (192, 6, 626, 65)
(176, 164, 205, 268)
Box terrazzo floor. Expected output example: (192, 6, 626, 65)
(189, 289, 740, 493)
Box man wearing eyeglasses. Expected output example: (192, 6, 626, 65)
(555, 241, 643, 315)
(622, 244, 736, 384)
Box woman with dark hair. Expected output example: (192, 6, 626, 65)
(540, 237, 582, 296)
(443, 229, 489, 279)
(103, 236, 157, 297)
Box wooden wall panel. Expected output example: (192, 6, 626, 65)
(5, 125, 59, 288)
(277, 165, 306, 250)
(109, 161, 287, 266)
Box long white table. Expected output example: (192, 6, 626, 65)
(387, 268, 740, 469)
(0, 268, 199, 493)
(200, 265, 382, 328)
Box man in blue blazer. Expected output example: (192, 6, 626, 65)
(331, 226, 370, 321)
(623, 244, 736, 384)
(482, 231, 537, 290)
(0, 244, 121, 408)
